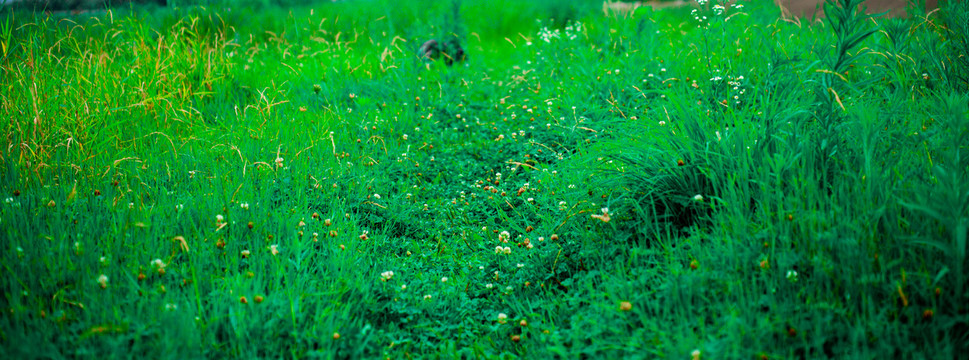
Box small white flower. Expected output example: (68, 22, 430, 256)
(165, 303, 178, 311)
(499, 231, 511, 242)
(400, 284, 407, 290)
(152, 258, 166, 270)
(693, 194, 704, 202)
(787, 270, 798, 282)
(240, 202, 249, 210)
(270, 244, 279, 256)
(502, 247, 512, 255)
(216, 214, 224, 223)
(517, 263, 524, 268)
(486, 283, 494, 289)
(176, 204, 184, 211)
(441, 277, 448, 283)
(381, 271, 395, 281)
(97, 274, 109, 288)
(423, 294, 432, 300)
(497, 313, 508, 323)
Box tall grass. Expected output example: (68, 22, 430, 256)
(1, 0, 967, 358)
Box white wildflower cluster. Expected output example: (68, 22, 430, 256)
(692, 1, 745, 27)
(710, 74, 748, 106)
(536, 21, 583, 43)
(691, 8, 708, 25)
(538, 26, 559, 43)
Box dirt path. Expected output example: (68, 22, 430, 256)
(775, 0, 939, 18)
(606, 1, 940, 18)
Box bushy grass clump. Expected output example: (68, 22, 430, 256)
(1, 0, 967, 358)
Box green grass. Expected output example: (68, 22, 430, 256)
(1, 0, 968, 358)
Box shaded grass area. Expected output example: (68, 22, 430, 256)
(1, 0, 968, 358)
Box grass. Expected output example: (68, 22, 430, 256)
(1, 0, 968, 358)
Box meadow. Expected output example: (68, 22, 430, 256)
(1, 0, 968, 358)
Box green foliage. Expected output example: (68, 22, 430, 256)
(1, 0, 967, 358)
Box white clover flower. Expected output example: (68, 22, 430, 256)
(441, 277, 448, 283)
(240, 202, 249, 210)
(381, 271, 394, 281)
(152, 258, 166, 270)
(497, 313, 508, 323)
(693, 194, 704, 202)
(270, 244, 279, 256)
(216, 214, 224, 223)
(486, 283, 494, 289)
(502, 247, 512, 255)
(97, 274, 108, 288)
(787, 270, 798, 282)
